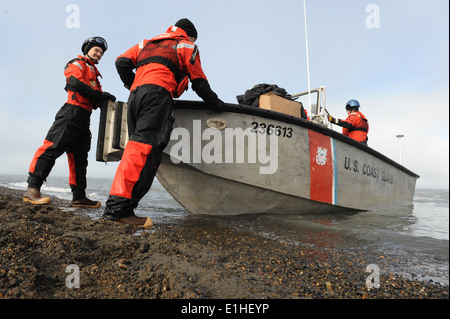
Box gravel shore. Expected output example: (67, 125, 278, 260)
(0, 186, 448, 303)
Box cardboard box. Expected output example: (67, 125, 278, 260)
(259, 92, 303, 118)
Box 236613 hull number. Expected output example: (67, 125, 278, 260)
(250, 121, 293, 138)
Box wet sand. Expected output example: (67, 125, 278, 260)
(0, 186, 448, 304)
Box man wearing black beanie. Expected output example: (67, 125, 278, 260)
(175, 18, 198, 39)
(105, 19, 224, 227)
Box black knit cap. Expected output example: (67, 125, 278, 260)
(175, 18, 198, 39)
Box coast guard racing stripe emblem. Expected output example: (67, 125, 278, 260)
(308, 130, 336, 205)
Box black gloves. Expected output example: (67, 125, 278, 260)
(102, 92, 116, 102)
(93, 92, 116, 110)
(216, 99, 226, 111)
(328, 115, 338, 124)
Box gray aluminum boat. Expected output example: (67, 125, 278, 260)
(96, 86, 419, 215)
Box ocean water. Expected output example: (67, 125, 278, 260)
(1, 174, 448, 285)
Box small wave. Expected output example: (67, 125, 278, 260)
(9, 182, 28, 190)
(41, 185, 71, 193)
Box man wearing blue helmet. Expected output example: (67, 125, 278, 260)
(328, 99, 369, 145)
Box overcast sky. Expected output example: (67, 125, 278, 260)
(0, 0, 448, 189)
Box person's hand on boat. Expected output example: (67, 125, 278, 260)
(102, 92, 116, 102)
(328, 115, 337, 124)
(215, 99, 226, 112)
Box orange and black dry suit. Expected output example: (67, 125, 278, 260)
(335, 111, 369, 144)
(27, 55, 104, 199)
(103, 25, 223, 220)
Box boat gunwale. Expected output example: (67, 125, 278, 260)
(173, 99, 420, 179)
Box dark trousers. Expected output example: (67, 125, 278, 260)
(103, 85, 174, 220)
(27, 103, 91, 199)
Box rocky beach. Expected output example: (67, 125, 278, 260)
(0, 185, 448, 304)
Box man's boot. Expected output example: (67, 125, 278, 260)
(114, 216, 153, 229)
(23, 187, 51, 205)
(71, 197, 101, 208)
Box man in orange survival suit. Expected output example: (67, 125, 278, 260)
(24, 37, 116, 207)
(328, 99, 369, 145)
(103, 18, 225, 228)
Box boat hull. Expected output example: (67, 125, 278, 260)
(157, 154, 348, 215)
(97, 100, 419, 215)
(155, 105, 418, 215)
